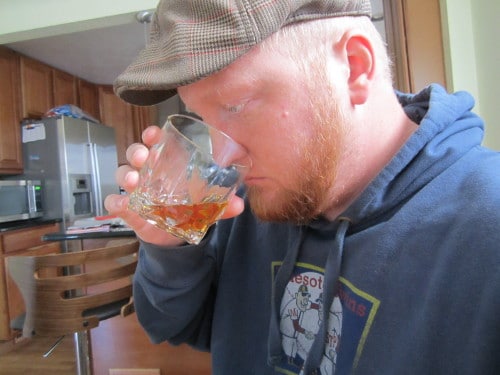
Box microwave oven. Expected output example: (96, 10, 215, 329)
(0, 180, 43, 223)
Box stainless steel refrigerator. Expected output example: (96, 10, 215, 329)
(20, 116, 119, 229)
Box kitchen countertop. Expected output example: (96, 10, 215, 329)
(0, 218, 135, 239)
(0, 218, 62, 233)
(42, 228, 136, 241)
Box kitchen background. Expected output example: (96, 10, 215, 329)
(0, 0, 497, 151)
(0, 0, 497, 373)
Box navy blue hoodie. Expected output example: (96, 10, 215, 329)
(133, 84, 500, 374)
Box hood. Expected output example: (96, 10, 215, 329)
(342, 83, 483, 230)
(267, 83, 484, 373)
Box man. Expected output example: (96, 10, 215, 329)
(105, 0, 500, 374)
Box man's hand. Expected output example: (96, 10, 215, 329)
(104, 126, 245, 246)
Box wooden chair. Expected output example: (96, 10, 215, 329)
(7, 238, 139, 375)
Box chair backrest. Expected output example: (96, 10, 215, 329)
(7, 238, 139, 338)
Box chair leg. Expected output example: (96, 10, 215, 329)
(42, 335, 66, 358)
(74, 331, 93, 375)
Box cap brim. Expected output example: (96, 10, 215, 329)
(115, 86, 176, 106)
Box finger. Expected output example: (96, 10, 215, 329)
(141, 125, 163, 146)
(104, 193, 129, 215)
(115, 165, 139, 193)
(126, 143, 150, 169)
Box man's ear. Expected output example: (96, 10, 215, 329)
(337, 33, 375, 105)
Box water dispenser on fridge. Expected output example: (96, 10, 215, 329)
(69, 174, 93, 218)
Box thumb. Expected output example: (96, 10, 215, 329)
(220, 194, 245, 219)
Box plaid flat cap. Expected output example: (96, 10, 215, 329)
(114, 0, 372, 106)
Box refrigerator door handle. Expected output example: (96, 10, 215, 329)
(89, 142, 103, 216)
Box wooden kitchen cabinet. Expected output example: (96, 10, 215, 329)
(0, 222, 61, 340)
(134, 101, 158, 136)
(77, 78, 100, 122)
(0, 46, 23, 174)
(98, 85, 135, 165)
(98, 85, 158, 166)
(53, 68, 77, 107)
(20, 56, 54, 119)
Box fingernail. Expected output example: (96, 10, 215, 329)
(119, 196, 129, 210)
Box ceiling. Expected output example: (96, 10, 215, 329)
(5, 20, 150, 86)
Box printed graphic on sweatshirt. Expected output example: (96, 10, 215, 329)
(272, 262, 380, 375)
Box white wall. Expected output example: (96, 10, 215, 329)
(440, 0, 500, 150)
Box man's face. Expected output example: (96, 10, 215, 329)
(178, 43, 350, 224)
(296, 288, 311, 311)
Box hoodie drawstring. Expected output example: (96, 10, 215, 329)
(302, 217, 350, 374)
(267, 218, 351, 373)
(268, 226, 305, 365)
